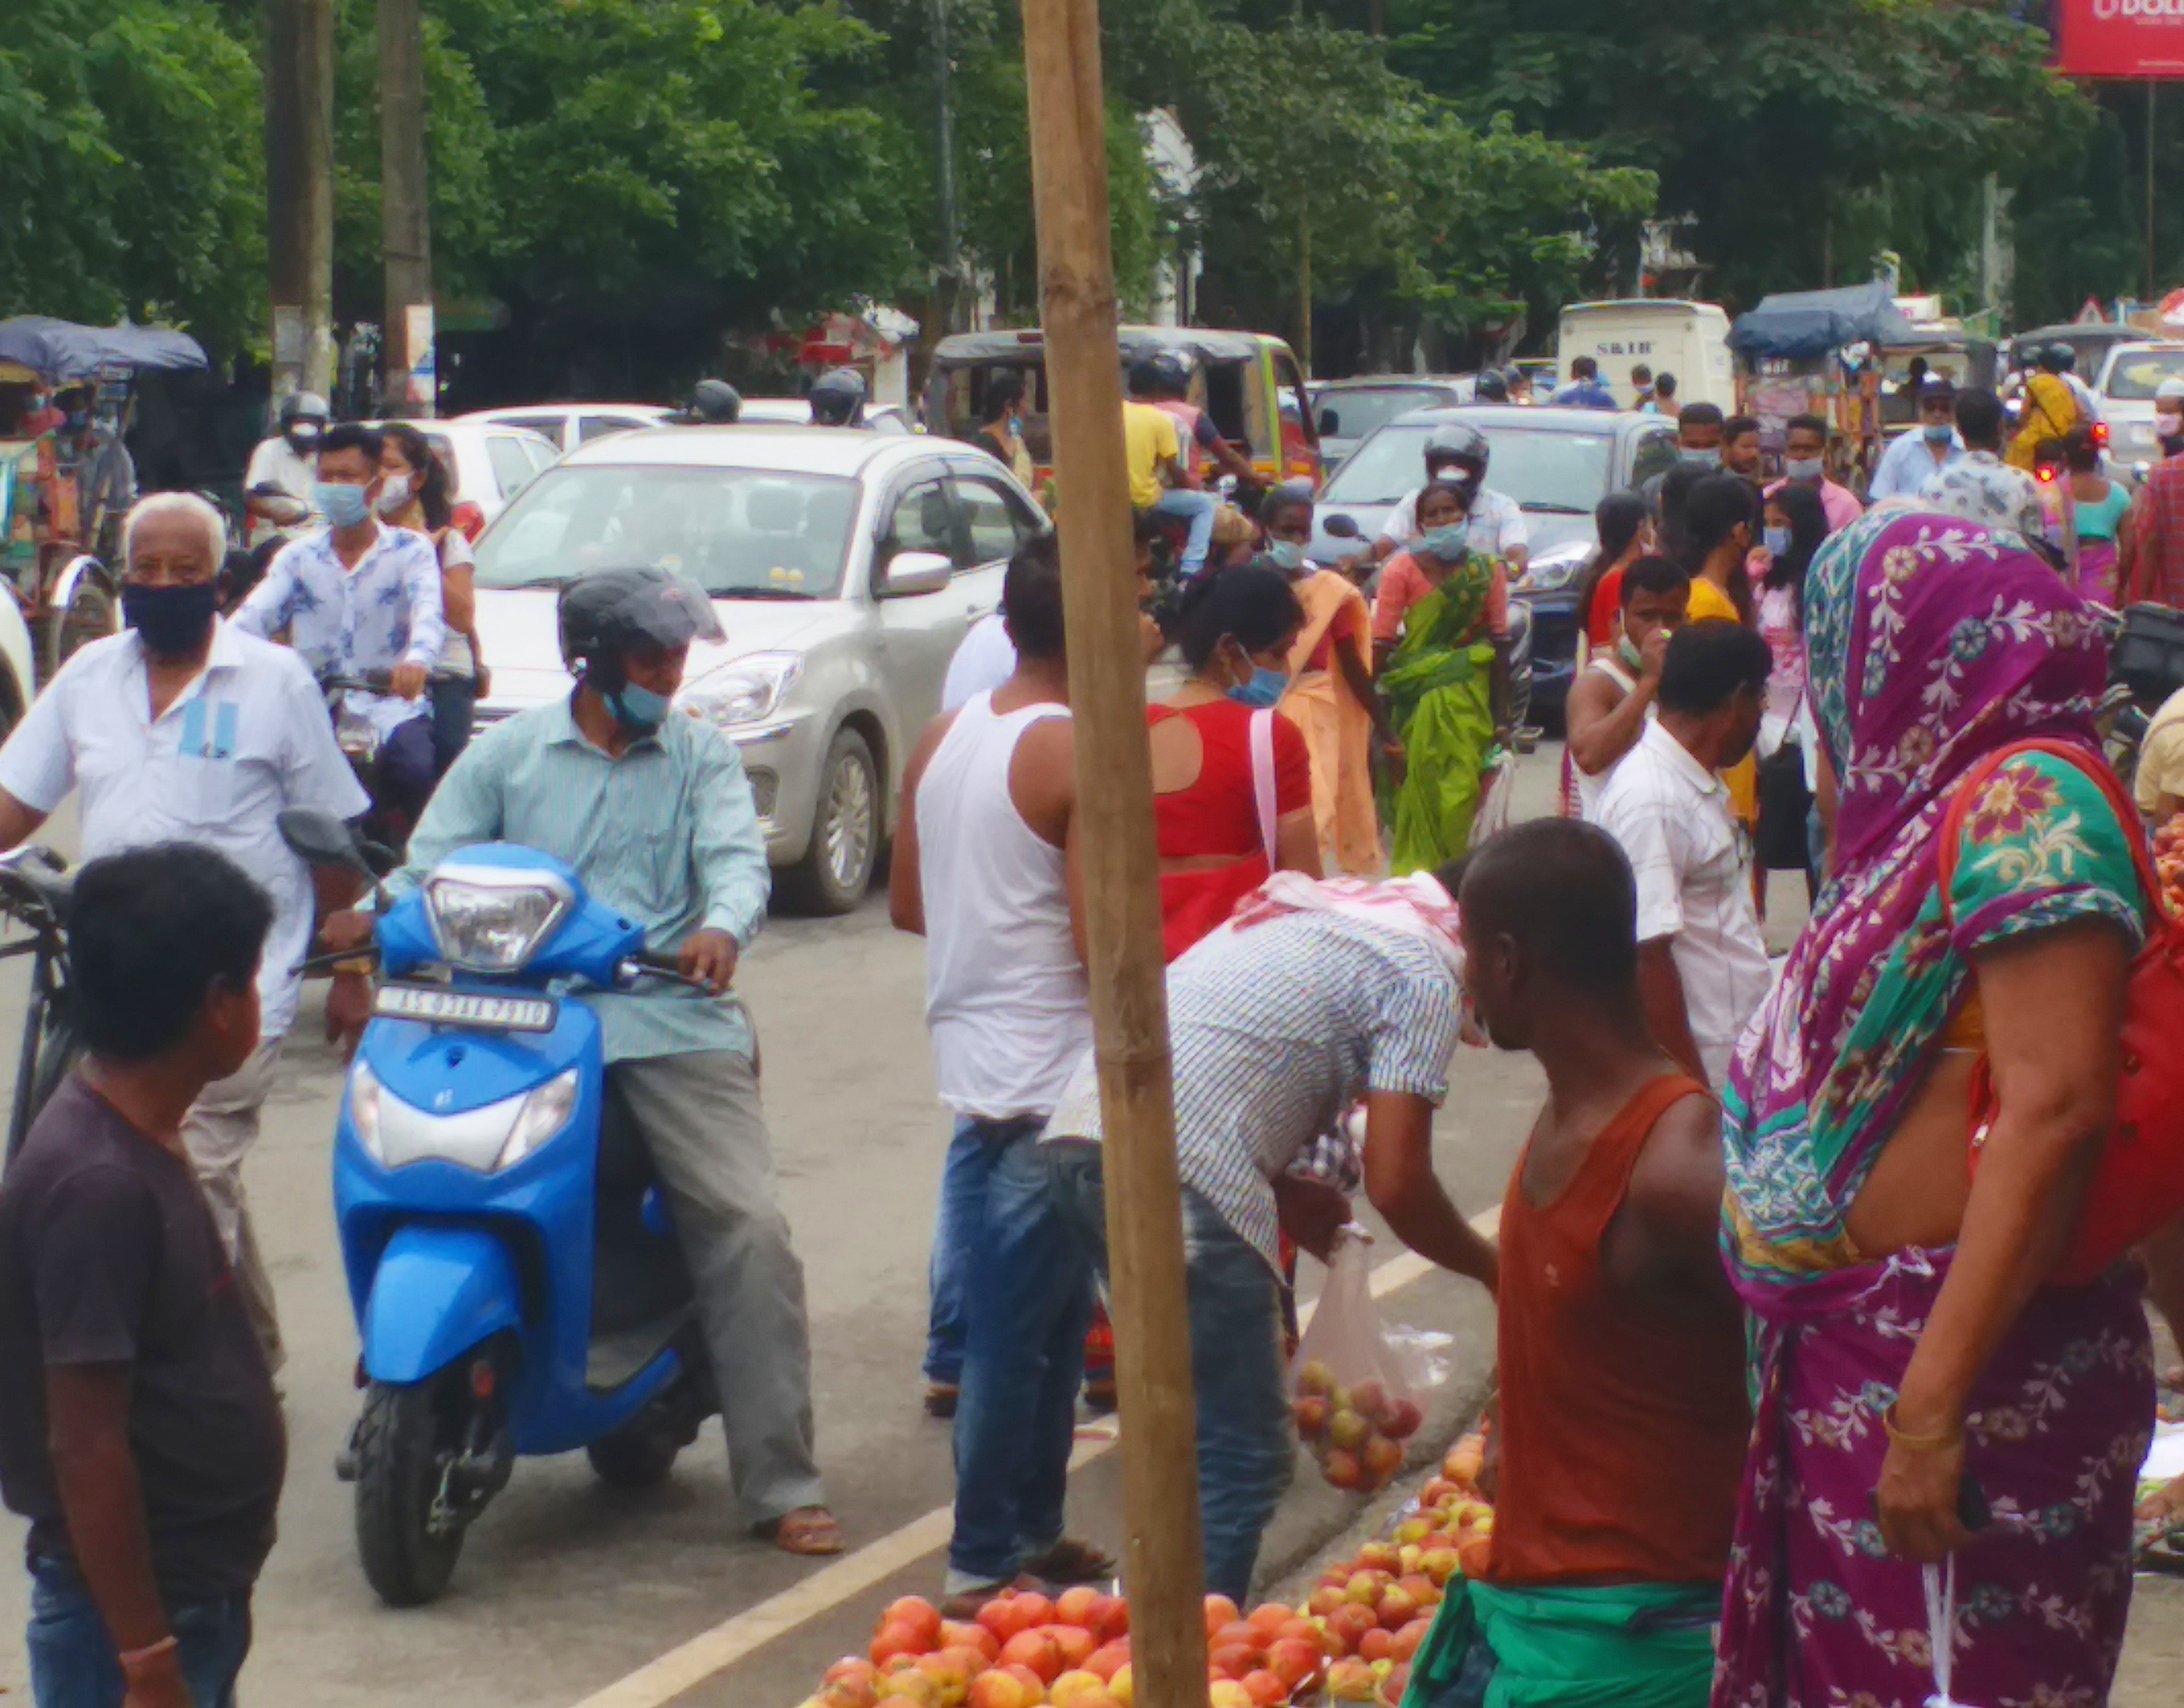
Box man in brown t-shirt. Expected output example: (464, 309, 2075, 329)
(0, 843, 283, 1708)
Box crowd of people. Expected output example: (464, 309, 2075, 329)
(0, 350, 2181, 1708)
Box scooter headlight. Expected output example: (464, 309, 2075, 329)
(496, 1070, 581, 1169)
(424, 865, 574, 972)
(347, 1059, 384, 1163)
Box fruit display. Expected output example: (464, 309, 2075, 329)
(2155, 813, 2184, 914)
(1293, 1362, 1422, 1496)
(794, 1433, 1495, 1708)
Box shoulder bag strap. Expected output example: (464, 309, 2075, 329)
(1250, 708, 1279, 860)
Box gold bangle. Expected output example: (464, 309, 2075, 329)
(1882, 1401, 1961, 1451)
(118, 1634, 178, 1672)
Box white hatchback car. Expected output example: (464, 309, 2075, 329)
(454, 403, 676, 454)
(376, 420, 562, 530)
(2093, 342, 2184, 467)
(467, 426, 1048, 911)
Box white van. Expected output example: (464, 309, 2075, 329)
(1555, 300, 1735, 410)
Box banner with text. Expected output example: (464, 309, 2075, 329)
(2053, 0, 2184, 78)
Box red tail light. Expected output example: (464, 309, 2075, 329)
(2093, 421, 2111, 448)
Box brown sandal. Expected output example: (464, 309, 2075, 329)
(1021, 1536, 1116, 1585)
(758, 1506, 844, 1556)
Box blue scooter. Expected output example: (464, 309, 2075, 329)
(280, 809, 718, 1607)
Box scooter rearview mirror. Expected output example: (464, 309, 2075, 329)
(277, 807, 375, 880)
(1323, 513, 1361, 540)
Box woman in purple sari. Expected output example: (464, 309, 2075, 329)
(1715, 507, 2156, 1707)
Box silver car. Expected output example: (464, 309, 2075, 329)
(468, 426, 1048, 911)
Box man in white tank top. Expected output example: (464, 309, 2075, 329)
(1564, 557, 1689, 822)
(889, 537, 1113, 1607)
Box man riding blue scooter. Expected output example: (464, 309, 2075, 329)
(323, 564, 841, 1581)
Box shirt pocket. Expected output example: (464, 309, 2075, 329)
(173, 700, 253, 825)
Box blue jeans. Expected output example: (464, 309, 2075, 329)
(427, 673, 477, 778)
(26, 1557, 252, 1708)
(946, 1117, 1096, 1591)
(1046, 1142, 1294, 1602)
(1150, 488, 1219, 577)
(924, 1119, 987, 1385)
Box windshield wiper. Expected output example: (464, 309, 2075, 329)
(1523, 502, 1591, 515)
(720, 586, 817, 601)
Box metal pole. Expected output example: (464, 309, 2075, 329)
(1019, 0, 1206, 1700)
(932, 0, 962, 334)
(2149, 80, 2159, 307)
(378, 0, 435, 415)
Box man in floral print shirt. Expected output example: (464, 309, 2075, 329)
(1916, 388, 2048, 547)
(234, 421, 445, 826)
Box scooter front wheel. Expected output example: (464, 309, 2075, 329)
(354, 1378, 469, 1606)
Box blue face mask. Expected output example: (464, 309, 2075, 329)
(314, 480, 373, 528)
(1422, 524, 1469, 559)
(606, 680, 673, 735)
(1265, 538, 1307, 573)
(1922, 420, 1955, 444)
(1227, 664, 1290, 709)
(1763, 524, 1791, 555)
(63, 410, 89, 433)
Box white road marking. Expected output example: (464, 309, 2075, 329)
(569, 1206, 1500, 1708)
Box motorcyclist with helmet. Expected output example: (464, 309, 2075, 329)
(808, 367, 869, 428)
(1139, 350, 1258, 490)
(322, 563, 844, 1558)
(243, 391, 329, 547)
(1471, 370, 1510, 403)
(683, 379, 744, 425)
(1368, 420, 1530, 574)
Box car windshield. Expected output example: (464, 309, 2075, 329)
(473, 464, 859, 600)
(1314, 386, 1453, 441)
(1322, 420, 1612, 514)
(2103, 349, 2184, 401)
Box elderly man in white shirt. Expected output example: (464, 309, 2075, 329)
(1595, 618, 1775, 1090)
(0, 493, 370, 1365)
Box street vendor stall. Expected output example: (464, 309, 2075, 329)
(1728, 283, 1919, 484)
(0, 316, 207, 671)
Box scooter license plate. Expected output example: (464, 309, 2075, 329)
(373, 983, 558, 1033)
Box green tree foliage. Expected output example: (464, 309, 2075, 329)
(0, 0, 263, 355)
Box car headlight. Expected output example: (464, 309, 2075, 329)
(680, 652, 804, 729)
(1518, 546, 1590, 594)
(424, 865, 574, 972)
(348, 1059, 384, 1163)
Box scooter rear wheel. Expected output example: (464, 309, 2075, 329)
(354, 1378, 468, 1606)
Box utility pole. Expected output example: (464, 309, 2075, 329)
(379, 0, 435, 415)
(264, 0, 337, 405)
(932, 0, 963, 334)
(1020, 2, 1205, 1706)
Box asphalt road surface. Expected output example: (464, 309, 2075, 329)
(0, 754, 2176, 1707)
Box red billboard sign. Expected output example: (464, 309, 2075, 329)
(2053, 0, 2184, 78)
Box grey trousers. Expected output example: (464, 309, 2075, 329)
(608, 1048, 826, 1525)
(180, 1038, 285, 1372)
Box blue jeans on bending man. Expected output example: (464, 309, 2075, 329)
(944, 1117, 1097, 1597)
(1149, 488, 1219, 578)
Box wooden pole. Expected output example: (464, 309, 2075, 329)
(378, 0, 435, 415)
(1018, 0, 1207, 1703)
(263, 0, 336, 401)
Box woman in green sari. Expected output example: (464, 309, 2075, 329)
(1370, 480, 1514, 873)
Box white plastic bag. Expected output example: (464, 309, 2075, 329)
(1290, 1226, 1444, 1492)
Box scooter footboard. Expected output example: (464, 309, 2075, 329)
(362, 1226, 522, 1385)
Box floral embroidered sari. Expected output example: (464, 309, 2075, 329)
(1713, 508, 2155, 1708)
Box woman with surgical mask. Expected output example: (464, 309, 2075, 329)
(379, 423, 486, 774)
(1146, 564, 1320, 960)
(1256, 485, 1398, 874)
(1371, 480, 1515, 872)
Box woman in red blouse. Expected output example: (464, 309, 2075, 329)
(1150, 565, 1322, 960)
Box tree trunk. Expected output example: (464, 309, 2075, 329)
(378, 0, 434, 414)
(264, 0, 336, 400)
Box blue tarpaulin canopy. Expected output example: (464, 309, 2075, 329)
(1727, 283, 1919, 361)
(0, 316, 208, 386)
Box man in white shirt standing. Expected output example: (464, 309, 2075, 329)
(890, 535, 1113, 1609)
(1596, 620, 1773, 1091)
(0, 494, 370, 1364)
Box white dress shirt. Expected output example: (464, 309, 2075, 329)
(1596, 719, 1771, 1090)
(0, 621, 371, 1040)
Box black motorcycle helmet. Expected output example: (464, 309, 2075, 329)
(1472, 369, 1510, 403)
(689, 378, 742, 424)
(808, 367, 869, 427)
(1423, 419, 1490, 483)
(278, 390, 329, 443)
(558, 564, 724, 682)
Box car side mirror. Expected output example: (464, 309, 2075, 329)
(1322, 513, 1361, 540)
(880, 550, 953, 597)
(1318, 409, 1341, 436)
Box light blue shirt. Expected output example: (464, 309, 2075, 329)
(1551, 379, 1620, 411)
(1868, 429, 1965, 502)
(234, 522, 446, 738)
(387, 696, 771, 1062)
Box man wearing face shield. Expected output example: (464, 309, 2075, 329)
(332, 563, 843, 1557)
(0, 493, 371, 1367)
(1369, 421, 1531, 577)
(243, 391, 328, 547)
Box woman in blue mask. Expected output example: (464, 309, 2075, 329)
(1148, 564, 1320, 960)
(1370, 480, 1514, 872)
(1754, 482, 1828, 901)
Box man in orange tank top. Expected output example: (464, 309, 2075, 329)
(1405, 819, 1748, 1708)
